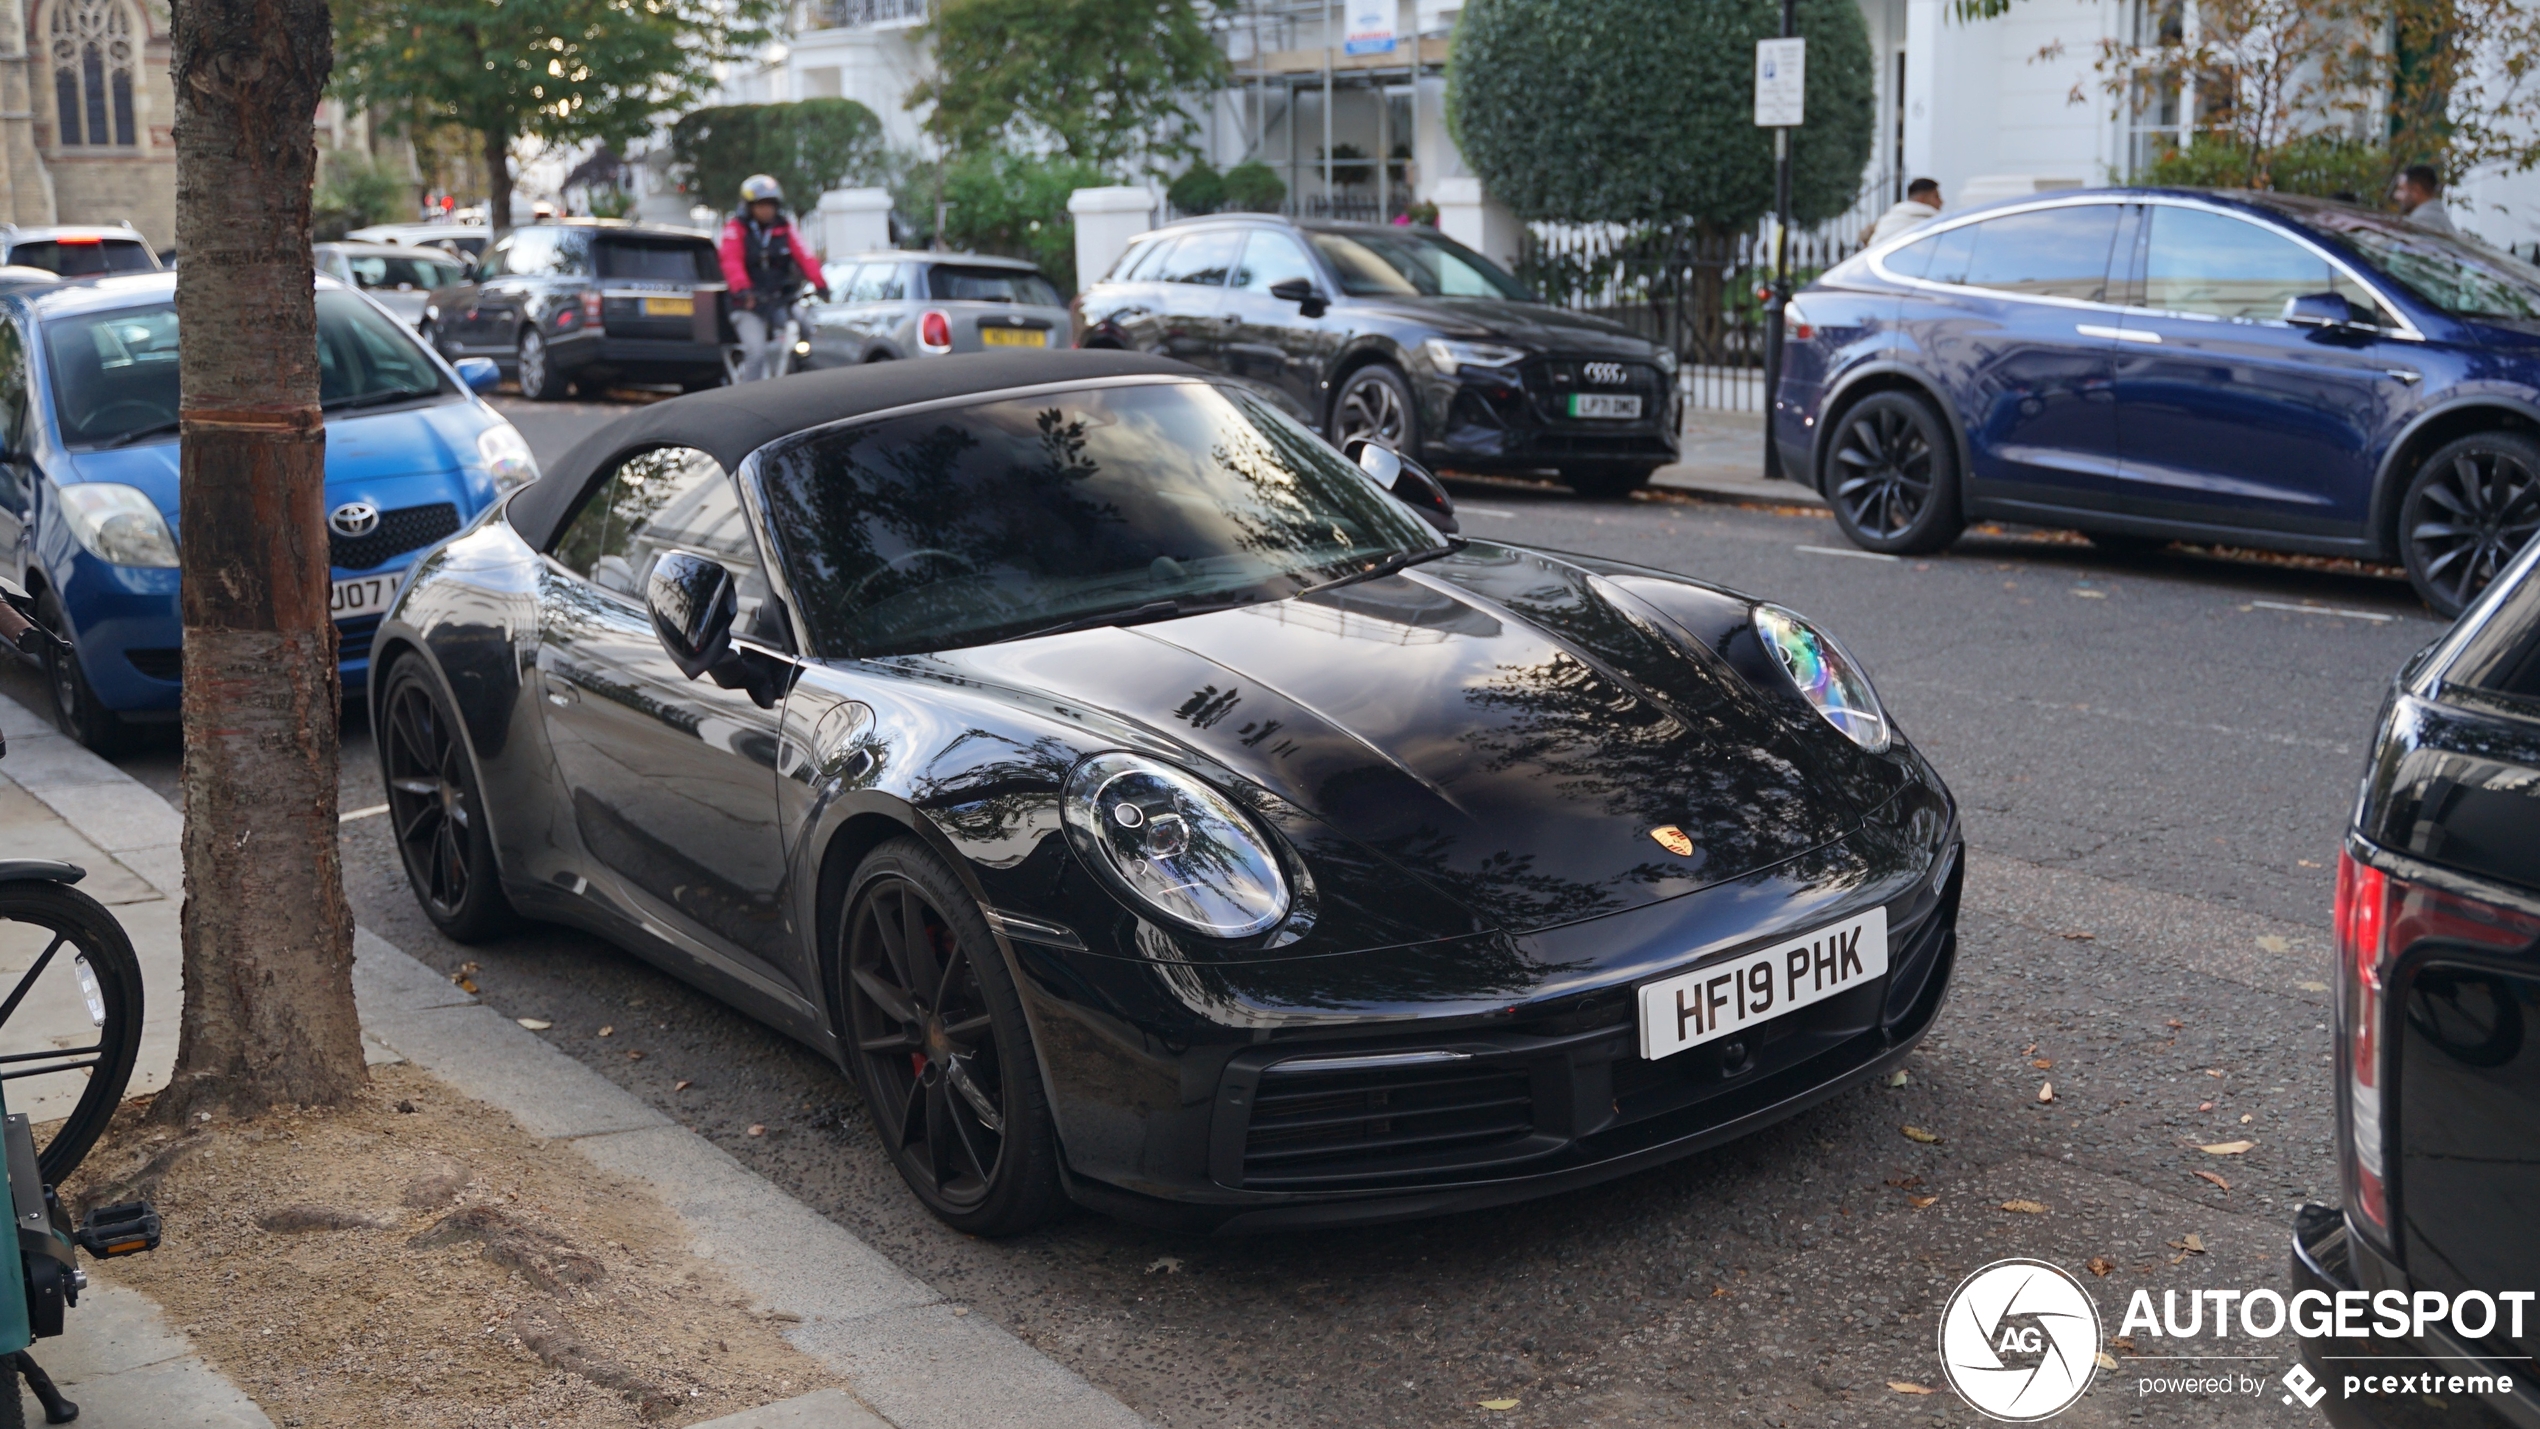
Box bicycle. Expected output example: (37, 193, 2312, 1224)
(0, 580, 161, 1424)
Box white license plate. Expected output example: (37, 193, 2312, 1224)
(329, 574, 398, 621)
(1637, 908, 1888, 1060)
(1567, 393, 1642, 420)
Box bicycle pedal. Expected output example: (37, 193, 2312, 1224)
(72, 1200, 158, 1258)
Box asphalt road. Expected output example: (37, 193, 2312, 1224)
(78, 394, 2444, 1427)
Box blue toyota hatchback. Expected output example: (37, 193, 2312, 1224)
(1773, 189, 2540, 616)
(3, 272, 536, 748)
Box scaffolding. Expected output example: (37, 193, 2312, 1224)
(1214, 0, 1449, 221)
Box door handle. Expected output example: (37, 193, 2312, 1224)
(2076, 324, 2161, 344)
(2383, 369, 2422, 385)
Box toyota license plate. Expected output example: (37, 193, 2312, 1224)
(329, 574, 398, 622)
(1637, 909, 1888, 1060)
(1566, 393, 1642, 420)
(980, 327, 1046, 348)
(642, 296, 694, 317)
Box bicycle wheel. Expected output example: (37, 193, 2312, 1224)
(0, 880, 144, 1185)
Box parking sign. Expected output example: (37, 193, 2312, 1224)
(1754, 37, 1806, 127)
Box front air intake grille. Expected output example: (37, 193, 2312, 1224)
(1237, 1059, 1538, 1189)
(336, 614, 383, 665)
(331, 502, 459, 572)
(125, 648, 180, 681)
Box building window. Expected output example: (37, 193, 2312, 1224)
(50, 0, 137, 148)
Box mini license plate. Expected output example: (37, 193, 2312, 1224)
(329, 574, 398, 622)
(1636, 908, 1888, 1060)
(980, 327, 1047, 348)
(642, 296, 695, 317)
(1566, 393, 1642, 419)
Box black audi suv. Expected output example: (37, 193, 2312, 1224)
(1075, 216, 1682, 498)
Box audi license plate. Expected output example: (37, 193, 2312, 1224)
(1566, 393, 1642, 420)
(1637, 909, 1887, 1060)
(329, 574, 398, 622)
(642, 296, 694, 317)
(980, 327, 1046, 348)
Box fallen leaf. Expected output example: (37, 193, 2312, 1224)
(2031, 1058, 2054, 1070)
(1885, 1175, 1924, 1188)
(453, 977, 479, 994)
(458, 962, 480, 974)
(2195, 1170, 2232, 1191)
(1884, 1069, 1909, 1087)
(673, 1080, 693, 1092)
(2061, 930, 2096, 941)
(2296, 980, 2330, 992)
(1145, 1256, 1182, 1275)
(1478, 1400, 1520, 1412)
(746, 1124, 766, 1137)
(1902, 1125, 1940, 1144)
(2240, 1114, 2253, 1124)
(2085, 1256, 2115, 1277)
(2165, 1019, 2185, 1029)
(1908, 1195, 1938, 1209)
(2199, 1101, 2214, 1111)
(2095, 1351, 2120, 1370)
(2071, 588, 2107, 598)
(2000, 1199, 2048, 1215)
(2206, 1068, 2226, 1078)
(1888, 1381, 1935, 1395)
(2299, 858, 2322, 868)
(1710, 1286, 1731, 1298)
(2256, 934, 2290, 953)
(2166, 1233, 2207, 1255)
(516, 1018, 551, 1030)
(626, 1049, 645, 1061)
(2038, 1082, 2055, 1104)
(597, 1025, 614, 1037)
(2112, 1337, 2137, 1353)
(2200, 1140, 2254, 1155)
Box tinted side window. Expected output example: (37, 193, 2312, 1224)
(1890, 223, 1977, 286)
(849, 264, 906, 302)
(1957, 206, 2120, 301)
(2143, 206, 2393, 324)
(1233, 231, 1318, 294)
(597, 239, 711, 282)
(1156, 230, 1242, 286)
(550, 445, 780, 641)
(1121, 238, 1175, 281)
(476, 235, 514, 277)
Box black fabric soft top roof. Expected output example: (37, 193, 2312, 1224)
(505, 349, 1198, 552)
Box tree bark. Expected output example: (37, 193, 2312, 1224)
(155, 0, 365, 1123)
(483, 127, 512, 232)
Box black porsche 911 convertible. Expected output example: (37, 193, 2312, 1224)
(372, 350, 1962, 1235)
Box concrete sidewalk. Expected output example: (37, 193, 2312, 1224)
(0, 692, 1149, 1429)
(1652, 408, 1825, 508)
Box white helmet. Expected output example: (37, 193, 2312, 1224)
(740, 174, 785, 205)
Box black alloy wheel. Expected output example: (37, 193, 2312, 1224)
(2400, 431, 2540, 619)
(517, 329, 565, 401)
(839, 838, 1060, 1235)
(1824, 390, 1965, 555)
(1330, 364, 1417, 454)
(379, 658, 518, 942)
(33, 589, 128, 755)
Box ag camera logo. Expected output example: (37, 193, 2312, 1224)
(1939, 1258, 2102, 1420)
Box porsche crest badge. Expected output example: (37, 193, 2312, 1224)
(1649, 825, 1694, 858)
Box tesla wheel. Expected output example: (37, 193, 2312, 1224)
(838, 837, 1061, 1236)
(378, 658, 519, 942)
(2400, 430, 2540, 619)
(33, 590, 130, 755)
(1330, 364, 1417, 454)
(1824, 389, 1965, 555)
(1566, 463, 1659, 500)
(516, 329, 566, 401)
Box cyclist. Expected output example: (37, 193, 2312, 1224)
(717, 175, 830, 384)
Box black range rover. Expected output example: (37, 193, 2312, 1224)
(1076, 216, 1681, 498)
(427, 219, 728, 400)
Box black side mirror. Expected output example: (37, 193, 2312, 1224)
(1269, 277, 1327, 318)
(647, 550, 737, 679)
(1349, 439, 1459, 535)
(2283, 291, 2363, 331)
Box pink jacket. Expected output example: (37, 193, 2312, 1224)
(717, 214, 829, 302)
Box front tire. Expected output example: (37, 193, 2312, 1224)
(1329, 364, 1417, 454)
(33, 589, 129, 754)
(2399, 430, 2540, 619)
(516, 329, 567, 402)
(1823, 389, 1965, 555)
(378, 657, 519, 942)
(838, 837, 1062, 1236)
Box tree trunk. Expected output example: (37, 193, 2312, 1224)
(155, 0, 365, 1123)
(483, 127, 512, 232)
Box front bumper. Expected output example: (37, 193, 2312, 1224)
(2292, 1205, 2534, 1429)
(1420, 361, 1683, 475)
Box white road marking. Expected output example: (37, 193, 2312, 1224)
(1796, 544, 1901, 562)
(340, 804, 389, 823)
(1459, 506, 1518, 519)
(2248, 599, 2395, 623)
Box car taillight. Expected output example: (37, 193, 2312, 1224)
(2336, 850, 2540, 1238)
(581, 289, 603, 330)
(920, 309, 952, 352)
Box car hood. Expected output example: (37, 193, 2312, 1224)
(1345, 296, 1654, 355)
(63, 400, 493, 531)
(934, 543, 1891, 937)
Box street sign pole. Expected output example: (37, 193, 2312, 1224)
(1755, 12, 1802, 482)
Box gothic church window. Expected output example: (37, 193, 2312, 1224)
(50, 0, 137, 148)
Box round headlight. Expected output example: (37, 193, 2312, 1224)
(1061, 752, 1290, 939)
(1752, 604, 1890, 752)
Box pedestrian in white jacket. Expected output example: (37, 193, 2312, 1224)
(1864, 178, 1944, 246)
(2394, 164, 2456, 236)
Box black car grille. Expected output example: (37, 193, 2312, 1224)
(332, 503, 459, 573)
(125, 648, 180, 681)
(1524, 358, 1665, 423)
(1237, 1059, 1539, 1189)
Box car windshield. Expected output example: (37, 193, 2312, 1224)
(1307, 229, 1533, 300)
(341, 252, 466, 290)
(12, 239, 153, 277)
(928, 265, 1061, 306)
(45, 289, 451, 448)
(2293, 209, 2540, 319)
(755, 380, 1444, 658)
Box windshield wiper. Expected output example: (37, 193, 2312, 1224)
(1297, 538, 1466, 598)
(1006, 598, 1197, 644)
(322, 385, 437, 413)
(98, 418, 182, 449)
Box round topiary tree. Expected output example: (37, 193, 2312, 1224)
(1446, 0, 1874, 227)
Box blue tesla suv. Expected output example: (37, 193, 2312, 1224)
(1772, 189, 2540, 616)
(3, 272, 536, 748)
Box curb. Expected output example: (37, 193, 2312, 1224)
(0, 693, 1150, 1429)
